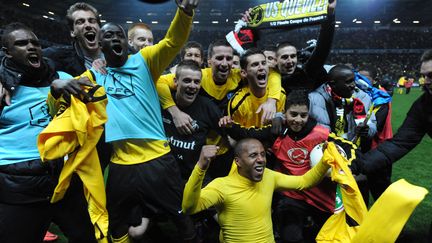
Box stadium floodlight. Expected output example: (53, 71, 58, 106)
(193, 21, 199, 24)
(151, 21, 158, 24)
(335, 24, 340, 27)
(374, 20, 381, 24)
(212, 21, 219, 24)
(101, 20, 106, 23)
(352, 18, 357, 22)
(22, 3, 30, 7)
(355, 20, 362, 24)
(393, 18, 401, 24)
(336, 21, 341, 24)
(48, 11, 54, 15)
(42, 15, 48, 19)
(413, 20, 420, 24)
(126, 21, 133, 24)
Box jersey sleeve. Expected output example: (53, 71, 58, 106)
(274, 157, 329, 191)
(140, 9, 193, 83)
(156, 73, 177, 109)
(267, 68, 282, 101)
(182, 164, 224, 214)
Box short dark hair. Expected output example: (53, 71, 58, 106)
(100, 22, 125, 33)
(328, 64, 353, 82)
(276, 41, 296, 55)
(264, 45, 276, 53)
(285, 89, 309, 110)
(128, 23, 152, 39)
(207, 39, 232, 59)
(1, 22, 33, 48)
(240, 48, 265, 70)
(234, 138, 261, 157)
(421, 49, 432, 63)
(66, 2, 101, 31)
(175, 59, 202, 78)
(180, 41, 203, 61)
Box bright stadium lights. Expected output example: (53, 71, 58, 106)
(393, 18, 401, 24)
(374, 20, 381, 24)
(335, 24, 339, 28)
(42, 15, 48, 19)
(226, 18, 229, 23)
(126, 21, 133, 24)
(139, 19, 142, 22)
(336, 21, 341, 24)
(212, 21, 219, 24)
(100, 20, 106, 23)
(22, 3, 30, 7)
(355, 20, 362, 24)
(48, 11, 54, 15)
(352, 18, 357, 23)
(413, 20, 420, 24)
(151, 21, 158, 24)
(193, 21, 199, 24)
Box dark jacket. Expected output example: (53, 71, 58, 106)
(0, 57, 62, 204)
(43, 41, 87, 77)
(0, 57, 57, 112)
(355, 92, 432, 174)
(281, 14, 335, 93)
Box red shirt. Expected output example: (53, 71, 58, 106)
(272, 125, 336, 212)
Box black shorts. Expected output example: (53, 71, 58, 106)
(106, 153, 186, 233)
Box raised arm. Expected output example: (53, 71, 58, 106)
(182, 145, 224, 214)
(305, 0, 336, 89)
(140, 0, 198, 82)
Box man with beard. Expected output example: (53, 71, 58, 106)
(219, 90, 356, 243)
(0, 23, 97, 243)
(53, 1, 199, 242)
(182, 139, 331, 243)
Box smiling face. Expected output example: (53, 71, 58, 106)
(285, 104, 309, 132)
(100, 23, 129, 67)
(263, 50, 277, 69)
(175, 67, 202, 107)
(70, 10, 100, 54)
(208, 45, 233, 85)
(129, 27, 153, 51)
(241, 53, 268, 96)
(235, 139, 267, 182)
(4, 29, 42, 69)
(276, 45, 297, 75)
(183, 47, 203, 66)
